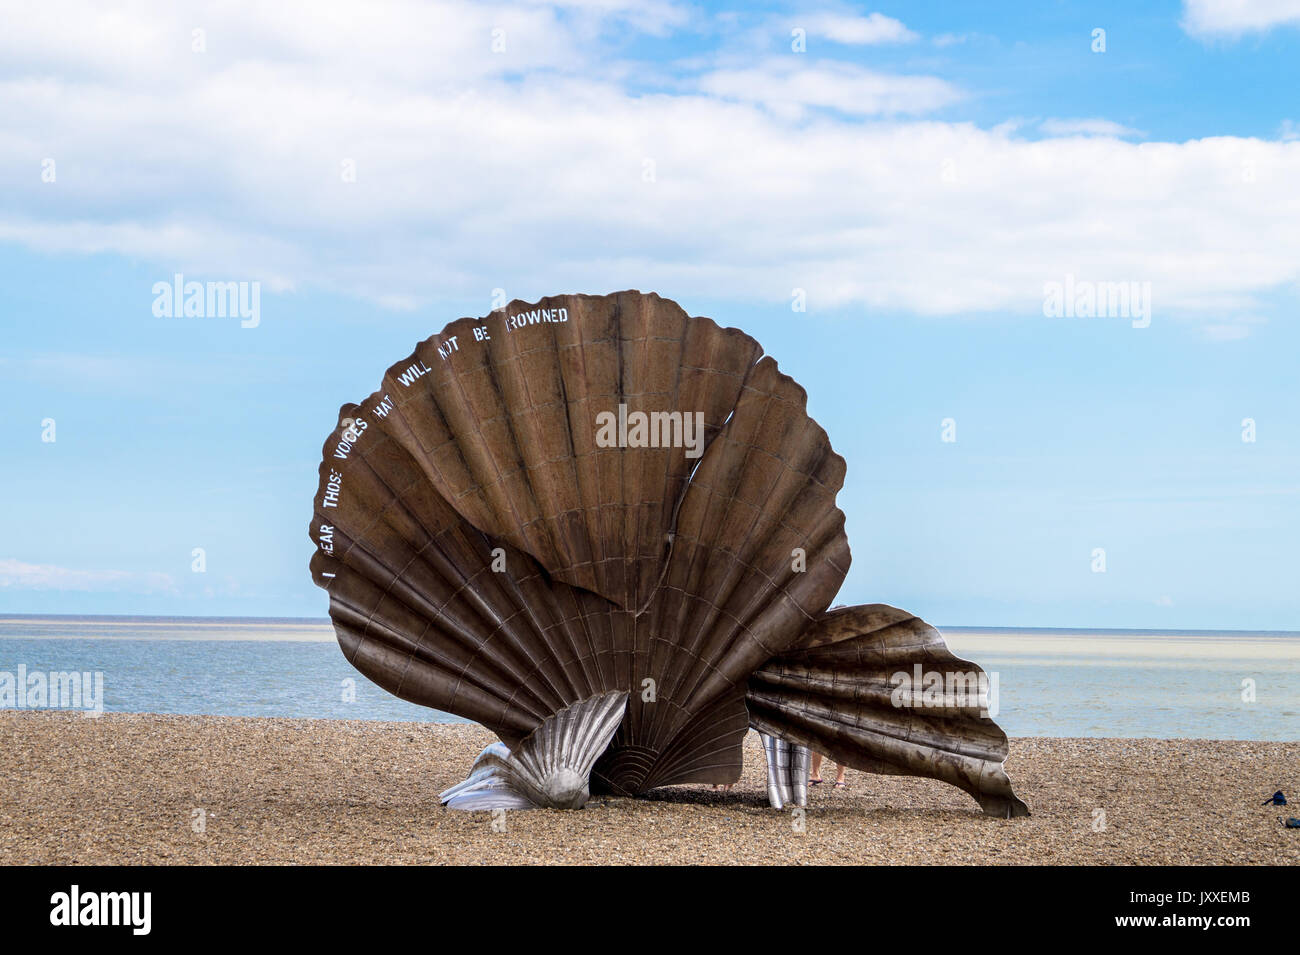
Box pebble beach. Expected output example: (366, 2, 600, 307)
(1, 711, 1295, 865)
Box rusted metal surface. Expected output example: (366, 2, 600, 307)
(309, 291, 1027, 817)
(748, 604, 1029, 818)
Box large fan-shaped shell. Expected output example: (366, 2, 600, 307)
(310, 291, 850, 793)
(747, 604, 1029, 818)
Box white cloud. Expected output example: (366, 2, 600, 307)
(1038, 118, 1143, 138)
(1183, 0, 1300, 36)
(1, 0, 1299, 321)
(0, 559, 176, 594)
(801, 12, 917, 45)
(698, 59, 963, 116)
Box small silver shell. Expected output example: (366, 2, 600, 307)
(441, 691, 628, 810)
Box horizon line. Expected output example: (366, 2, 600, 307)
(1, 612, 1297, 638)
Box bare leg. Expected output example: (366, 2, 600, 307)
(810, 752, 824, 783)
(834, 763, 847, 787)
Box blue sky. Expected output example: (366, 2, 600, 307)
(2, 0, 1299, 628)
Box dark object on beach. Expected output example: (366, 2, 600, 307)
(1263, 790, 1287, 805)
(309, 290, 1029, 818)
(1285, 818, 1300, 829)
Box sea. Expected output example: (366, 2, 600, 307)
(1, 615, 1297, 740)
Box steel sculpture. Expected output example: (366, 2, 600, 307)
(309, 291, 1028, 818)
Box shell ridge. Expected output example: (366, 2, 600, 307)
(633, 314, 764, 623)
(393, 334, 543, 573)
(635, 361, 848, 749)
(548, 327, 604, 617)
(324, 509, 574, 728)
(609, 294, 639, 699)
(480, 573, 629, 730)
(640, 363, 782, 704)
(642, 698, 749, 787)
(371, 350, 608, 717)
(618, 295, 655, 630)
(752, 694, 1008, 767)
(746, 605, 1028, 817)
(442, 691, 628, 810)
(565, 298, 613, 628)
(328, 437, 577, 719)
(435, 336, 554, 570)
(680, 398, 845, 669)
(481, 314, 587, 597)
(316, 358, 610, 742)
(332, 600, 542, 737)
(450, 550, 590, 711)
(364, 354, 470, 507)
(506, 569, 604, 704)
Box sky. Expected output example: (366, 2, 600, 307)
(1, 0, 1298, 629)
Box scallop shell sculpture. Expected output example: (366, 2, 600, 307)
(309, 290, 1028, 818)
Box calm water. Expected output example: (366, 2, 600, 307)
(2, 616, 1297, 739)
(0, 616, 462, 724)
